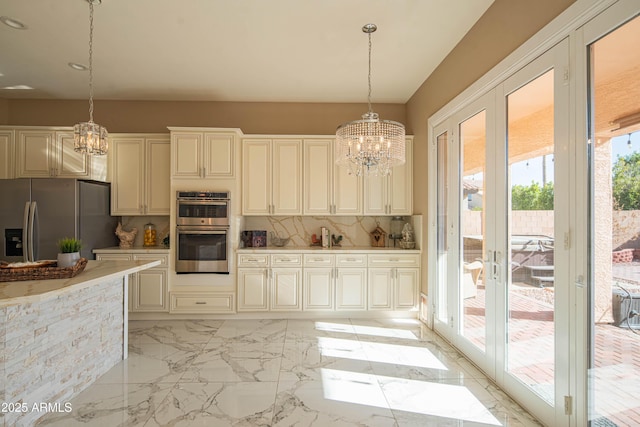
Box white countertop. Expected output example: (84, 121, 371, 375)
(0, 259, 160, 307)
(236, 246, 420, 254)
(93, 246, 170, 254)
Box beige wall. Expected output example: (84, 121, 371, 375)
(0, 99, 8, 125)
(4, 99, 407, 135)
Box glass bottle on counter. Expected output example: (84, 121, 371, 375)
(390, 216, 404, 246)
(143, 222, 157, 247)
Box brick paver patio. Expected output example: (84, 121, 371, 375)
(461, 283, 640, 426)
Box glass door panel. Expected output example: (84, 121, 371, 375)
(436, 130, 450, 326)
(588, 13, 640, 427)
(506, 69, 556, 404)
(460, 110, 487, 352)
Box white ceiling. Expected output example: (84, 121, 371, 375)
(0, 0, 494, 103)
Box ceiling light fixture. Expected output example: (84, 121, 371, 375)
(0, 16, 28, 30)
(2, 85, 33, 90)
(335, 23, 405, 177)
(68, 62, 88, 71)
(74, 0, 107, 156)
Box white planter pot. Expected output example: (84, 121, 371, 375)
(57, 252, 80, 268)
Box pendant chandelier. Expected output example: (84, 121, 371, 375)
(336, 23, 405, 177)
(74, 0, 108, 156)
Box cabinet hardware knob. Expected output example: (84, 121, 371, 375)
(195, 301, 207, 305)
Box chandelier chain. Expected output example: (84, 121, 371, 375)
(88, 0, 94, 123)
(367, 30, 372, 115)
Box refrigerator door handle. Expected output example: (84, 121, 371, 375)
(27, 201, 37, 262)
(22, 201, 30, 262)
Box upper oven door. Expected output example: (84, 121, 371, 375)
(176, 199, 229, 226)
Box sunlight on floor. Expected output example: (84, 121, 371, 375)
(321, 368, 502, 425)
(314, 321, 419, 340)
(318, 336, 448, 370)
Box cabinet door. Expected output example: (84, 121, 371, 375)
(303, 139, 332, 215)
(242, 139, 271, 215)
(111, 138, 145, 215)
(16, 130, 55, 177)
(0, 131, 14, 179)
(272, 139, 302, 215)
(237, 268, 269, 311)
(146, 139, 170, 215)
(364, 174, 387, 215)
(388, 138, 413, 215)
(271, 268, 302, 311)
(395, 268, 419, 310)
(368, 268, 393, 310)
(303, 268, 334, 310)
(56, 131, 90, 178)
(334, 164, 362, 215)
(171, 132, 202, 178)
(335, 268, 367, 310)
(204, 133, 235, 177)
(134, 268, 168, 312)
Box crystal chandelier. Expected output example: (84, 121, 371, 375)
(74, 0, 108, 156)
(336, 23, 405, 177)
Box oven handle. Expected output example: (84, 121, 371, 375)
(176, 227, 228, 235)
(177, 200, 229, 206)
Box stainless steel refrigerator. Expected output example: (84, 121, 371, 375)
(0, 179, 118, 262)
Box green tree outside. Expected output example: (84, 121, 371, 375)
(612, 152, 640, 210)
(511, 181, 554, 210)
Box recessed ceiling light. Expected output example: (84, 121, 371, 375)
(0, 16, 28, 30)
(2, 85, 34, 90)
(68, 62, 88, 71)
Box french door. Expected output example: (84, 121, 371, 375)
(432, 38, 571, 426)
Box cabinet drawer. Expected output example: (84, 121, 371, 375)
(336, 254, 367, 267)
(95, 253, 132, 261)
(170, 293, 235, 313)
(238, 254, 269, 267)
(133, 253, 169, 266)
(303, 254, 334, 267)
(367, 254, 420, 268)
(271, 253, 302, 267)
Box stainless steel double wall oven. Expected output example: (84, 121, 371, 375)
(175, 191, 230, 273)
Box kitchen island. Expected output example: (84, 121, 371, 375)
(0, 259, 159, 427)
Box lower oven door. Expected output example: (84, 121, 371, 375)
(176, 226, 229, 273)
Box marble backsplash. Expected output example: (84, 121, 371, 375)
(242, 215, 421, 248)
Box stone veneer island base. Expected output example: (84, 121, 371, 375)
(0, 260, 159, 427)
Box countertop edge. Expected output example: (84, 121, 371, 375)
(236, 247, 421, 253)
(0, 260, 160, 307)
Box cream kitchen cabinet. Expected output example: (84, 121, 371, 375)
(335, 254, 367, 311)
(303, 254, 335, 310)
(364, 137, 413, 215)
(303, 139, 362, 215)
(0, 130, 14, 179)
(170, 128, 238, 178)
(237, 253, 303, 311)
(109, 134, 170, 215)
(367, 253, 419, 310)
(242, 138, 302, 215)
(15, 129, 93, 179)
(94, 251, 169, 312)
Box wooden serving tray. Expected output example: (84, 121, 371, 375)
(0, 258, 88, 282)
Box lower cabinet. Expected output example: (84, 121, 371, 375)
(238, 251, 418, 313)
(95, 252, 169, 312)
(170, 293, 235, 313)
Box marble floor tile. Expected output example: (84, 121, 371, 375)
(31, 318, 542, 426)
(96, 342, 198, 384)
(144, 382, 278, 427)
(37, 383, 173, 427)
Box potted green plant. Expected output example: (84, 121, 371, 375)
(57, 237, 82, 268)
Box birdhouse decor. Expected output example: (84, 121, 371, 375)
(370, 223, 387, 247)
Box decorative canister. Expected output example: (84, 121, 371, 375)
(143, 222, 157, 247)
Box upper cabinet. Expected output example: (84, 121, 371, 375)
(303, 138, 362, 215)
(0, 130, 14, 179)
(242, 138, 303, 215)
(14, 128, 106, 180)
(364, 137, 413, 215)
(110, 134, 170, 216)
(170, 128, 238, 179)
